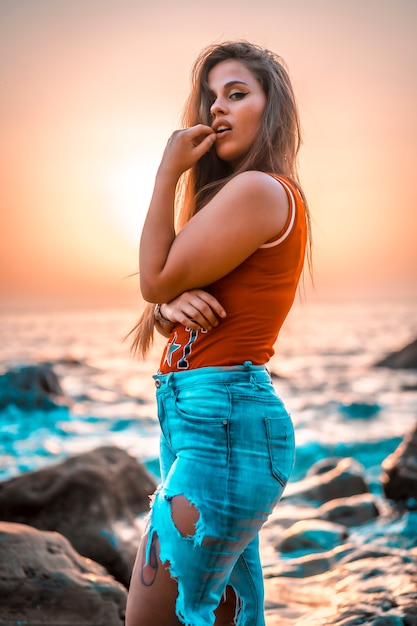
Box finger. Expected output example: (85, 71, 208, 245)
(164, 297, 210, 330)
(183, 299, 223, 330)
(194, 291, 226, 318)
(191, 305, 218, 329)
(179, 311, 209, 331)
(189, 125, 216, 143)
(183, 305, 214, 331)
(191, 123, 216, 136)
(191, 132, 216, 158)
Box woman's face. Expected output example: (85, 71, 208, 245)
(207, 59, 266, 169)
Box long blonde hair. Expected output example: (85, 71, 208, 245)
(130, 41, 312, 357)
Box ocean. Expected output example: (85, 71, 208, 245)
(1, 297, 417, 491)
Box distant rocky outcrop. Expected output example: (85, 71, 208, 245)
(0, 363, 66, 410)
(375, 337, 417, 369)
(381, 422, 417, 502)
(0, 446, 156, 587)
(0, 522, 127, 626)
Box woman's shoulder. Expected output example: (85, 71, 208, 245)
(227, 169, 285, 186)
(221, 170, 289, 206)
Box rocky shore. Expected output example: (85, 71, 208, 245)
(0, 435, 416, 625)
(0, 337, 416, 625)
(262, 437, 417, 625)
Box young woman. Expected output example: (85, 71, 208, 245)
(126, 41, 311, 626)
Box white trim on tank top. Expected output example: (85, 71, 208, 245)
(259, 178, 296, 248)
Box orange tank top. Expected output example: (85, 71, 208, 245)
(158, 174, 307, 373)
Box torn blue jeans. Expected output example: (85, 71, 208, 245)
(147, 362, 295, 626)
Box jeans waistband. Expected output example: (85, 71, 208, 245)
(153, 361, 271, 389)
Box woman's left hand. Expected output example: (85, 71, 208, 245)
(161, 289, 226, 332)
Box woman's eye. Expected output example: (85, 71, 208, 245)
(229, 92, 247, 100)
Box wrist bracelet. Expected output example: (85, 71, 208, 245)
(154, 304, 173, 325)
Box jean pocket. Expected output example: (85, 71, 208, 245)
(173, 384, 231, 467)
(174, 384, 231, 425)
(264, 416, 295, 487)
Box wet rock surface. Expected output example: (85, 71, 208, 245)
(284, 457, 370, 502)
(0, 521, 127, 626)
(316, 492, 380, 526)
(276, 519, 349, 554)
(264, 548, 417, 625)
(261, 435, 417, 624)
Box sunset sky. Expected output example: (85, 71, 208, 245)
(1, 0, 416, 309)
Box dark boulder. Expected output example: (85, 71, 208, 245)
(375, 337, 417, 369)
(381, 422, 417, 502)
(276, 519, 348, 555)
(0, 446, 156, 587)
(264, 542, 355, 580)
(316, 492, 380, 527)
(285, 457, 370, 503)
(0, 521, 127, 626)
(0, 363, 66, 410)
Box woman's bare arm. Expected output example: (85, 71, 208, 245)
(139, 126, 289, 303)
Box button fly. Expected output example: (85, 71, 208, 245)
(155, 379, 162, 388)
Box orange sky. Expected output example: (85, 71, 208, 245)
(1, 0, 417, 309)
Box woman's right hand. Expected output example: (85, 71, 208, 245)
(160, 289, 226, 332)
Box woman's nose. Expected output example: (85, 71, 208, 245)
(210, 98, 228, 117)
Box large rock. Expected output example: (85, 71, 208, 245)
(375, 337, 417, 369)
(0, 521, 127, 626)
(284, 457, 370, 503)
(265, 543, 355, 579)
(381, 422, 417, 502)
(0, 446, 156, 586)
(0, 363, 66, 410)
(276, 519, 348, 555)
(316, 493, 380, 527)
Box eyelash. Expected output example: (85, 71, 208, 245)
(229, 92, 247, 100)
(209, 91, 248, 108)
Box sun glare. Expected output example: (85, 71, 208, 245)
(102, 157, 159, 246)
